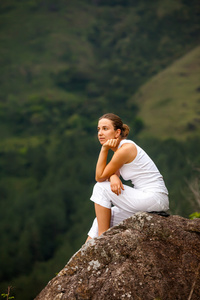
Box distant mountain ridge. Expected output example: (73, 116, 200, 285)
(132, 45, 200, 140)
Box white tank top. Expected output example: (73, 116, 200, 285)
(118, 139, 168, 194)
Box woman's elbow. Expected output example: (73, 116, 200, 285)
(95, 175, 106, 182)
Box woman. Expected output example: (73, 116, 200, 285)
(87, 113, 169, 241)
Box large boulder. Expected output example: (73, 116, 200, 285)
(35, 212, 200, 300)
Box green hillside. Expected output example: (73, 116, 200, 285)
(133, 45, 200, 140)
(0, 0, 200, 299)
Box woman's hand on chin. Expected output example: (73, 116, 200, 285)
(102, 138, 120, 150)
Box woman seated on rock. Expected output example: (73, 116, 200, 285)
(86, 113, 169, 241)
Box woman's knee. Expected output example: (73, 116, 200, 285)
(93, 181, 110, 194)
(91, 181, 112, 209)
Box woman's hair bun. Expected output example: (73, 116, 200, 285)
(122, 124, 130, 138)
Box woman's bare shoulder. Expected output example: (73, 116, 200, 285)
(117, 142, 137, 163)
(120, 142, 136, 150)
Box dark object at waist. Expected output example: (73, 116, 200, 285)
(149, 211, 170, 217)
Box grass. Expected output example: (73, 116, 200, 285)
(131, 45, 200, 140)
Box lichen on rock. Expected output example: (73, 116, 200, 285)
(35, 212, 200, 300)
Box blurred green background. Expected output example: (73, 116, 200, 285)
(0, 0, 200, 299)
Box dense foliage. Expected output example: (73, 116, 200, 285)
(0, 0, 200, 299)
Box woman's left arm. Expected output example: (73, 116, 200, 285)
(95, 141, 136, 182)
(95, 145, 110, 182)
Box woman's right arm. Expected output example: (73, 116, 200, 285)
(109, 174, 124, 195)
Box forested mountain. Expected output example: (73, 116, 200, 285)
(0, 0, 200, 299)
(133, 45, 200, 140)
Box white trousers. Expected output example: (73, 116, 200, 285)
(88, 181, 169, 238)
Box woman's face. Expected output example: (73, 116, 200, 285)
(97, 118, 120, 144)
